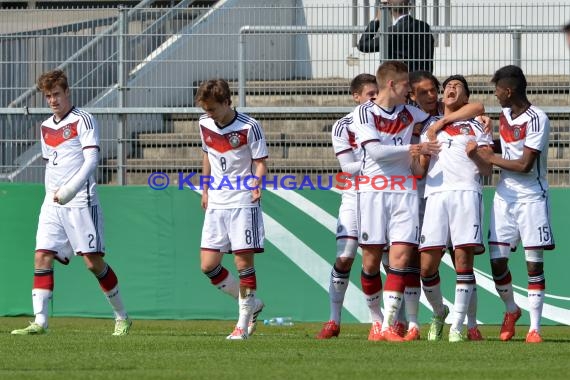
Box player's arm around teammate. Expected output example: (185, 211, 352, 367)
(418, 75, 491, 342)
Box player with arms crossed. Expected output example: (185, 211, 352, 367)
(353, 61, 439, 341)
(197, 79, 267, 340)
(409, 71, 487, 340)
(417, 75, 493, 342)
(473, 65, 555, 343)
(11, 69, 131, 336)
(317, 74, 378, 339)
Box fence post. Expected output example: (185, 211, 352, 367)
(512, 29, 522, 67)
(239, 30, 246, 108)
(117, 6, 128, 186)
(352, 0, 361, 48)
(381, 1, 390, 63)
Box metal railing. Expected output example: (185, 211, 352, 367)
(238, 24, 562, 107)
(1, 2, 570, 186)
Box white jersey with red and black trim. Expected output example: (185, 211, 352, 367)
(496, 106, 550, 202)
(352, 102, 430, 193)
(200, 112, 268, 209)
(421, 117, 492, 197)
(331, 113, 362, 159)
(40, 106, 99, 207)
(331, 113, 362, 188)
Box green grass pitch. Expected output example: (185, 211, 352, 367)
(1, 317, 569, 380)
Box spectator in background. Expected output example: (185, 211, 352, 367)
(358, 0, 434, 73)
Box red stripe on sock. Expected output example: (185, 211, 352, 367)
(98, 266, 118, 292)
(239, 274, 257, 290)
(210, 267, 229, 285)
(361, 273, 382, 295)
(33, 274, 54, 290)
(384, 272, 405, 292)
(528, 283, 545, 290)
(528, 271, 545, 290)
(494, 271, 512, 286)
(404, 272, 420, 288)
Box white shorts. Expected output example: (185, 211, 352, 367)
(336, 191, 358, 239)
(36, 203, 105, 265)
(419, 191, 484, 252)
(489, 195, 555, 259)
(418, 196, 427, 231)
(357, 192, 419, 247)
(201, 206, 264, 254)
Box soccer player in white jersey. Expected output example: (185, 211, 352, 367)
(418, 75, 493, 342)
(196, 79, 267, 340)
(473, 66, 555, 343)
(316, 73, 378, 339)
(409, 71, 487, 341)
(353, 61, 440, 342)
(11, 69, 131, 336)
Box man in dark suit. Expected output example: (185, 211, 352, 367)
(358, 0, 434, 73)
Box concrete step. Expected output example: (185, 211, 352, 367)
(140, 129, 570, 144)
(137, 131, 335, 145)
(233, 76, 570, 96)
(170, 112, 570, 134)
(139, 144, 570, 162)
(139, 145, 335, 160)
(170, 116, 342, 133)
(106, 158, 341, 170)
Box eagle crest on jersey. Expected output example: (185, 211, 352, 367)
(63, 126, 72, 139)
(229, 133, 242, 148)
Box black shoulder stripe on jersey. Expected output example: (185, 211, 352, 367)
(526, 108, 540, 133)
(333, 122, 344, 137)
(72, 109, 94, 130)
(359, 103, 373, 125)
(334, 117, 353, 137)
(236, 114, 263, 141)
(249, 122, 263, 141)
(471, 119, 485, 133)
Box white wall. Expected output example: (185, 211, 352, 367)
(299, 0, 570, 77)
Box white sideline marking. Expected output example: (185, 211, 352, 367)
(269, 189, 461, 322)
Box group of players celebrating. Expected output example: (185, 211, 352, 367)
(318, 62, 554, 343)
(12, 63, 553, 343)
